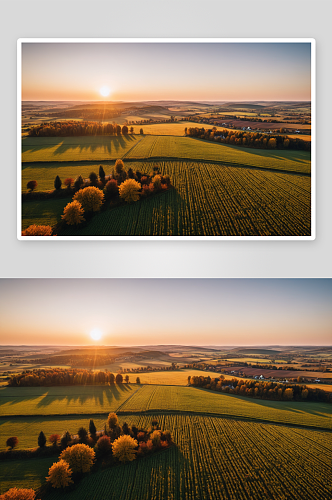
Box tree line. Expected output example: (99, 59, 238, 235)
(185, 127, 310, 151)
(27, 121, 139, 137)
(8, 368, 129, 387)
(188, 375, 331, 403)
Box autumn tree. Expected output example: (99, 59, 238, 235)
(60, 431, 72, 449)
(46, 460, 73, 489)
(130, 126, 134, 134)
(115, 373, 123, 384)
(38, 431, 46, 448)
(89, 172, 98, 186)
(73, 175, 84, 191)
(89, 419, 97, 438)
(22, 225, 52, 236)
(61, 200, 85, 225)
(104, 179, 118, 199)
(119, 179, 141, 203)
(284, 388, 294, 400)
(54, 175, 62, 190)
(59, 443, 95, 473)
(95, 435, 112, 456)
(99, 165, 106, 182)
(122, 125, 129, 135)
(64, 178, 74, 190)
(107, 412, 119, 429)
(136, 376, 141, 384)
(49, 434, 60, 447)
(112, 435, 138, 463)
(78, 427, 88, 443)
(152, 175, 162, 191)
(125, 375, 129, 383)
(0, 488, 35, 500)
(27, 180, 37, 192)
(140, 128, 144, 134)
(73, 186, 104, 212)
(6, 437, 18, 450)
(115, 159, 125, 175)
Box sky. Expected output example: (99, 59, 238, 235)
(0, 279, 330, 346)
(21, 42, 312, 101)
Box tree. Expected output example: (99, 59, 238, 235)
(59, 443, 95, 473)
(6, 437, 18, 450)
(284, 388, 294, 400)
(61, 200, 85, 225)
(49, 434, 60, 447)
(107, 412, 119, 429)
(268, 138, 277, 149)
(140, 128, 144, 135)
(125, 375, 129, 383)
(64, 178, 74, 189)
(115, 373, 123, 384)
(73, 175, 84, 191)
(46, 460, 73, 489)
(119, 179, 141, 203)
(152, 175, 162, 191)
(99, 165, 106, 182)
(95, 435, 112, 456)
(89, 419, 97, 437)
(89, 172, 98, 186)
(0, 488, 35, 500)
(115, 159, 125, 174)
(130, 126, 134, 134)
(150, 430, 162, 447)
(60, 431, 72, 449)
(38, 431, 46, 448)
(22, 225, 52, 236)
(73, 186, 104, 212)
(104, 179, 118, 199)
(77, 427, 88, 443)
(112, 435, 138, 463)
(27, 180, 37, 192)
(54, 175, 62, 190)
(122, 125, 128, 135)
(136, 376, 141, 384)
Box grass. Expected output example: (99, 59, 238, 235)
(44, 415, 332, 500)
(22, 134, 311, 175)
(57, 162, 311, 237)
(0, 384, 137, 417)
(21, 198, 69, 230)
(0, 456, 56, 493)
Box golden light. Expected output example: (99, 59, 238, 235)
(99, 86, 111, 97)
(90, 328, 103, 341)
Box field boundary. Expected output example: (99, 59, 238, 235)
(21, 157, 311, 177)
(2, 409, 330, 432)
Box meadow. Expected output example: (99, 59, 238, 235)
(1, 415, 331, 498)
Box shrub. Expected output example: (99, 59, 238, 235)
(61, 200, 85, 225)
(73, 186, 104, 212)
(0, 488, 35, 500)
(59, 443, 95, 473)
(107, 412, 118, 429)
(119, 179, 141, 203)
(21, 225, 52, 236)
(6, 437, 18, 450)
(54, 175, 62, 190)
(27, 180, 37, 192)
(95, 435, 112, 456)
(46, 459, 73, 489)
(38, 431, 46, 448)
(49, 434, 60, 446)
(112, 435, 138, 463)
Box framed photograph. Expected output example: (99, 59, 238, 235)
(18, 38, 315, 239)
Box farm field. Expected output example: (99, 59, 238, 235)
(3, 415, 329, 499)
(55, 161, 310, 237)
(1, 384, 331, 429)
(21, 198, 69, 230)
(222, 365, 332, 379)
(0, 456, 56, 493)
(22, 135, 310, 174)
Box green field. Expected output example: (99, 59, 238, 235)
(2, 415, 330, 499)
(55, 162, 310, 237)
(1, 384, 331, 430)
(0, 456, 56, 493)
(22, 135, 310, 174)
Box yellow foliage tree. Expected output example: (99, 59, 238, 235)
(73, 186, 104, 212)
(112, 435, 138, 463)
(284, 388, 294, 400)
(119, 179, 141, 203)
(0, 489, 35, 500)
(46, 460, 73, 489)
(107, 412, 118, 429)
(21, 225, 52, 236)
(61, 200, 85, 225)
(59, 443, 95, 473)
(152, 175, 162, 191)
(150, 430, 162, 447)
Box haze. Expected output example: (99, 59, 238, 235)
(0, 279, 330, 346)
(21, 42, 311, 101)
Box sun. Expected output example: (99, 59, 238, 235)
(90, 328, 102, 341)
(99, 86, 111, 97)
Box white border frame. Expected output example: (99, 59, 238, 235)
(17, 38, 316, 241)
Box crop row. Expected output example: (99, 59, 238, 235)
(41, 414, 332, 500)
(59, 161, 311, 236)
